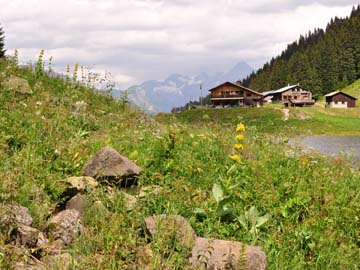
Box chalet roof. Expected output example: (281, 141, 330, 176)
(208, 81, 263, 96)
(264, 84, 301, 96)
(324, 91, 357, 100)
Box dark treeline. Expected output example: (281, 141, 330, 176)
(241, 5, 360, 97)
(0, 24, 5, 58)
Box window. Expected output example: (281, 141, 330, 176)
(246, 93, 251, 97)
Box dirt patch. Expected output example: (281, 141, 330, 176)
(282, 109, 289, 121)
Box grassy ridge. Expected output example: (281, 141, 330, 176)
(0, 60, 359, 269)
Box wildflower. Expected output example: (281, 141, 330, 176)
(234, 144, 243, 150)
(236, 123, 245, 132)
(230, 155, 241, 162)
(235, 134, 244, 141)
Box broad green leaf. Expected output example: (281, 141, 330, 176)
(237, 215, 247, 229)
(256, 214, 270, 228)
(212, 183, 223, 203)
(248, 206, 259, 228)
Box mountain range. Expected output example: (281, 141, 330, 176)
(112, 62, 253, 113)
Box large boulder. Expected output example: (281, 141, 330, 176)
(46, 209, 82, 247)
(2, 75, 33, 94)
(144, 215, 196, 257)
(189, 237, 266, 270)
(83, 147, 141, 187)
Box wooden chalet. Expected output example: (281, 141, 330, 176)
(263, 84, 315, 107)
(324, 91, 357, 108)
(208, 82, 263, 107)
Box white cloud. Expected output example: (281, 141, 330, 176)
(0, 0, 358, 88)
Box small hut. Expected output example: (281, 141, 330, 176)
(324, 91, 357, 108)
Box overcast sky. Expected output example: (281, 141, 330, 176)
(0, 0, 358, 88)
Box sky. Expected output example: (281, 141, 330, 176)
(0, 0, 358, 89)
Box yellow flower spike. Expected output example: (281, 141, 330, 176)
(236, 123, 245, 132)
(234, 144, 243, 150)
(235, 134, 244, 141)
(230, 155, 241, 162)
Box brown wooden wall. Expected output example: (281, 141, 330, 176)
(326, 93, 356, 107)
(210, 84, 261, 99)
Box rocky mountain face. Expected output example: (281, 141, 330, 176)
(112, 62, 253, 113)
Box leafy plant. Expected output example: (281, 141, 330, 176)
(237, 206, 270, 245)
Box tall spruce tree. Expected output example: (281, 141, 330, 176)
(0, 25, 5, 58)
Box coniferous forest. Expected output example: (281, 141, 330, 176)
(241, 5, 360, 97)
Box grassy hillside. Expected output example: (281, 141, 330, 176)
(0, 59, 359, 269)
(341, 78, 360, 102)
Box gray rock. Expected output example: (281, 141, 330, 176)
(65, 194, 86, 219)
(0, 203, 33, 233)
(2, 75, 33, 94)
(61, 176, 98, 198)
(121, 192, 138, 211)
(13, 225, 48, 248)
(144, 215, 196, 257)
(83, 147, 141, 187)
(189, 237, 266, 270)
(46, 209, 82, 247)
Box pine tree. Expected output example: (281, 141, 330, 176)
(0, 25, 5, 58)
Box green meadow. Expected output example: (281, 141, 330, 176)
(0, 59, 359, 269)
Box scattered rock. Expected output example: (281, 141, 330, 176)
(189, 237, 266, 270)
(12, 225, 48, 249)
(121, 192, 138, 211)
(2, 75, 33, 94)
(0, 203, 33, 232)
(46, 209, 82, 247)
(83, 147, 141, 187)
(65, 194, 86, 219)
(61, 176, 98, 198)
(144, 215, 196, 257)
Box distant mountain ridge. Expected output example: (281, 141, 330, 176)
(112, 62, 253, 113)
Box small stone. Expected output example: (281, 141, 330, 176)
(83, 147, 141, 187)
(2, 75, 33, 94)
(0, 204, 33, 234)
(65, 194, 86, 219)
(13, 225, 48, 248)
(61, 176, 98, 198)
(121, 192, 138, 211)
(47, 209, 82, 247)
(144, 215, 196, 257)
(189, 237, 266, 270)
